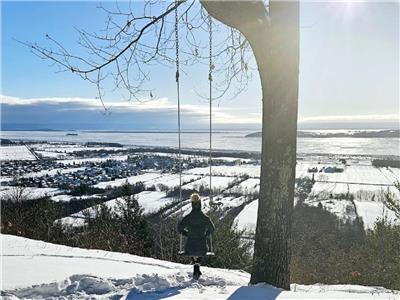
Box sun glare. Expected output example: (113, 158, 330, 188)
(331, 0, 365, 22)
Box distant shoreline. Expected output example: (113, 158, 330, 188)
(1, 128, 399, 136)
(245, 129, 400, 138)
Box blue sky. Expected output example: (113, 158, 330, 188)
(1, 1, 399, 130)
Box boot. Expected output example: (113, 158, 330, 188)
(193, 263, 202, 280)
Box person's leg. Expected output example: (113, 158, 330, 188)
(193, 256, 202, 279)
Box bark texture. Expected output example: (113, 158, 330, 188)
(201, 0, 299, 289)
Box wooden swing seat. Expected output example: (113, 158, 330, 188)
(178, 250, 215, 256)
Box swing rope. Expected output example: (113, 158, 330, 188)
(175, 3, 184, 253)
(176, 9, 215, 255)
(208, 14, 214, 254)
(208, 14, 213, 205)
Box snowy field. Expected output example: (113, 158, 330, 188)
(225, 178, 259, 194)
(0, 145, 36, 161)
(1, 141, 399, 234)
(0, 187, 60, 201)
(186, 165, 260, 177)
(58, 191, 175, 227)
(2, 234, 398, 299)
(93, 172, 163, 189)
(182, 176, 238, 192)
(354, 200, 399, 229)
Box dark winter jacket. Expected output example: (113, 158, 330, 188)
(177, 203, 215, 256)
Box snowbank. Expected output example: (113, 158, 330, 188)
(2, 234, 398, 299)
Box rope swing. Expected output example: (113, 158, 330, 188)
(175, 3, 184, 254)
(208, 14, 213, 205)
(176, 7, 215, 256)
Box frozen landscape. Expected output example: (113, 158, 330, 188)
(1, 132, 399, 299)
(1, 134, 398, 232)
(2, 234, 399, 299)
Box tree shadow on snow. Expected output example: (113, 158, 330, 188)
(227, 285, 282, 300)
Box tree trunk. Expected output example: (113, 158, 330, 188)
(201, 0, 299, 289)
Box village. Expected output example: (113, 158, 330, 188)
(0, 142, 255, 191)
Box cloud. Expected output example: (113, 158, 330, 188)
(0, 95, 261, 129)
(1, 95, 398, 130)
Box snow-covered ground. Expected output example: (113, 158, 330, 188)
(51, 194, 104, 202)
(307, 199, 357, 223)
(149, 173, 202, 189)
(0, 145, 36, 161)
(234, 199, 258, 234)
(58, 191, 175, 227)
(186, 165, 260, 178)
(93, 172, 163, 189)
(182, 176, 238, 192)
(58, 155, 128, 165)
(225, 178, 259, 194)
(2, 234, 398, 299)
(31, 144, 125, 153)
(0, 187, 61, 201)
(354, 200, 399, 229)
(21, 167, 85, 179)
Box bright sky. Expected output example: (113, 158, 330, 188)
(1, 1, 399, 130)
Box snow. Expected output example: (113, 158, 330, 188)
(51, 194, 104, 202)
(135, 191, 175, 213)
(32, 145, 124, 153)
(2, 234, 398, 299)
(354, 200, 399, 229)
(58, 156, 128, 165)
(58, 192, 174, 227)
(234, 199, 258, 234)
(1, 234, 248, 295)
(0, 146, 36, 161)
(0, 176, 12, 184)
(311, 165, 396, 185)
(149, 173, 202, 189)
(186, 165, 260, 178)
(0, 187, 60, 201)
(213, 196, 248, 210)
(225, 178, 259, 194)
(21, 167, 85, 178)
(50, 194, 75, 202)
(94, 172, 163, 189)
(182, 176, 237, 192)
(308, 182, 398, 201)
(307, 199, 357, 222)
(36, 150, 68, 159)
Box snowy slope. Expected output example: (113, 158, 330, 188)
(58, 191, 175, 227)
(234, 199, 258, 234)
(2, 234, 398, 299)
(0, 187, 61, 201)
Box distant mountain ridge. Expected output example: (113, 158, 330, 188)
(245, 129, 400, 138)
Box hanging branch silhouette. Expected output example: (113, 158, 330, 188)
(18, 0, 254, 108)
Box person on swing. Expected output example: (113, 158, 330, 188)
(177, 193, 215, 280)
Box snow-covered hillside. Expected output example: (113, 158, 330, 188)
(2, 234, 399, 299)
